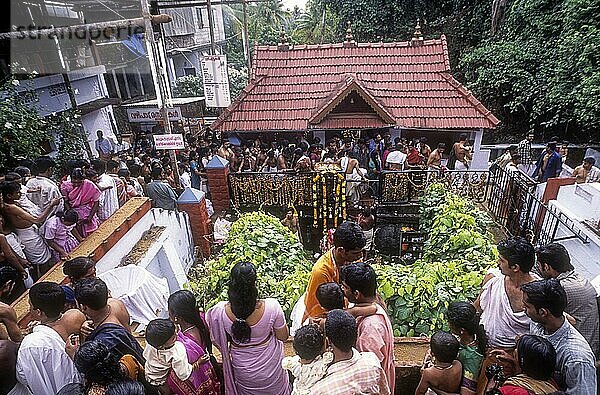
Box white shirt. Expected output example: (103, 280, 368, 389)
(26, 176, 63, 215)
(13, 325, 81, 395)
(180, 171, 191, 189)
(143, 341, 192, 386)
(17, 185, 42, 218)
(97, 174, 119, 221)
(385, 151, 407, 165)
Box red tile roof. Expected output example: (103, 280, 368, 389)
(211, 35, 499, 132)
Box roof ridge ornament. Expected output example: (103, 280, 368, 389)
(278, 28, 290, 51)
(411, 18, 424, 47)
(344, 21, 356, 48)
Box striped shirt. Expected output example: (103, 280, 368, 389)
(556, 270, 599, 357)
(310, 349, 390, 395)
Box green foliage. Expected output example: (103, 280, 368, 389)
(375, 260, 485, 337)
(187, 211, 312, 318)
(51, 109, 88, 171)
(173, 75, 204, 98)
(459, 0, 600, 141)
(376, 183, 496, 336)
(227, 65, 249, 100)
(0, 79, 51, 170)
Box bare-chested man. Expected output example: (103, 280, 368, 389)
(473, 237, 537, 390)
(340, 150, 367, 205)
(572, 157, 600, 184)
(452, 134, 472, 170)
(427, 143, 446, 170)
(1, 181, 61, 280)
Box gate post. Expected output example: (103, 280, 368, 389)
(205, 155, 231, 212)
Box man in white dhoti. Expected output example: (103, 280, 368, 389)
(1, 182, 60, 280)
(340, 150, 366, 206)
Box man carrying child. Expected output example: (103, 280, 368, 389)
(303, 222, 366, 320)
(341, 262, 395, 393)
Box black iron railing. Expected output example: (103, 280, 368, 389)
(487, 165, 589, 245)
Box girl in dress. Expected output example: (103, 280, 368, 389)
(44, 209, 83, 260)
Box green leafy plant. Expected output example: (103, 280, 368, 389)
(0, 78, 51, 170)
(375, 183, 497, 336)
(187, 211, 312, 317)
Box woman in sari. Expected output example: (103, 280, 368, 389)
(64, 168, 101, 238)
(167, 290, 221, 395)
(206, 262, 290, 395)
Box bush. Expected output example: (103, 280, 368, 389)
(188, 211, 312, 317)
(375, 183, 497, 336)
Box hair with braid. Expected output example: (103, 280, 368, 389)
(446, 301, 488, 355)
(228, 262, 258, 344)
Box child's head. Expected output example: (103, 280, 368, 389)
(293, 324, 324, 361)
(316, 282, 344, 311)
(61, 209, 79, 226)
(430, 331, 459, 364)
(146, 318, 177, 349)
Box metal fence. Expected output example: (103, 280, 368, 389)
(378, 170, 490, 204)
(228, 167, 588, 250)
(487, 165, 589, 245)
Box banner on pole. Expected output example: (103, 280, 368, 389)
(201, 55, 231, 108)
(153, 134, 185, 150)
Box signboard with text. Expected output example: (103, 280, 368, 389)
(153, 134, 185, 150)
(127, 107, 182, 123)
(200, 55, 231, 108)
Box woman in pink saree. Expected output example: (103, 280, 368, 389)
(206, 262, 290, 395)
(64, 168, 101, 238)
(167, 290, 221, 395)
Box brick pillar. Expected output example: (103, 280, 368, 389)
(205, 155, 231, 212)
(177, 188, 212, 257)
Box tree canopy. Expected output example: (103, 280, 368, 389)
(224, 0, 599, 142)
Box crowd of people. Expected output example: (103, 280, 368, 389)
(1, 126, 599, 395)
(0, 216, 598, 394)
(495, 133, 600, 183)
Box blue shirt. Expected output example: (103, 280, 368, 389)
(189, 160, 201, 189)
(530, 320, 597, 394)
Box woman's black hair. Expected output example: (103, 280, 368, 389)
(105, 380, 145, 395)
(74, 340, 125, 388)
(63, 257, 95, 282)
(168, 289, 213, 354)
(228, 261, 258, 344)
(446, 301, 488, 355)
(517, 334, 556, 381)
(71, 168, 85, 180)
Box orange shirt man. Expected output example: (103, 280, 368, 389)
(304, 222, 366, 320)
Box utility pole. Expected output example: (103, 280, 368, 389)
(140, 0, 179, 182)
(206, 0, 217, 55)
(242, 0, 251, 77)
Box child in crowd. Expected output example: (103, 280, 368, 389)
(282, 324, 333, 395)
(43, 209, 83, 261)
(415, 331, 463, 395)
(315, 282, 378, 318)
(143, 318, 207, 393)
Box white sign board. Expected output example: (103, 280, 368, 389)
(201, 55, 231, 108)
(153, 134, 185, 150)
(127, 107, 182, 122)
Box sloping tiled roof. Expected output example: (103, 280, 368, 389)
(212, 36, 499, 132)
